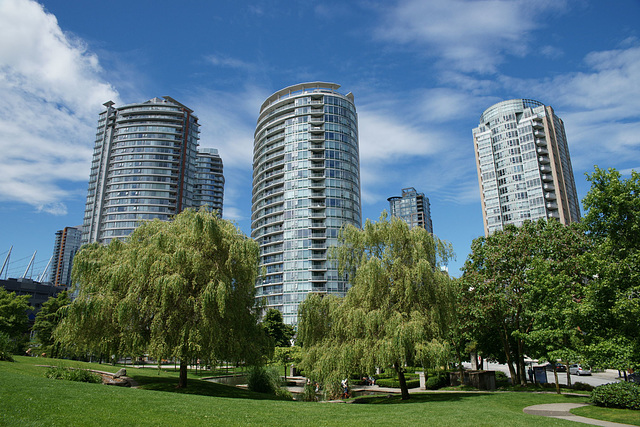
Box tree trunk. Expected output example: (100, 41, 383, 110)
(566, 364, 572, 387)
(178, 360, 188, 388)
(553, 366, 561, 394)
(395, 365, 410, 400)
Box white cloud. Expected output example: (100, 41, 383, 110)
(205, 54, 257, 71)
(376, 0, 568, 73)
(0, 0, 118, 214)
(498, 44, 640, 171)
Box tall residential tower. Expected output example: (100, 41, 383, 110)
(472, 99, 580, 235)
(252, 82, 362, 324)
(194, 147, 225, 215)
(388, 187, 433, 233)
(82, 97, 200, 244)
(49, 226, 82, 287)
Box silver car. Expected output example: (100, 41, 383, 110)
(569, 364, 591, 376)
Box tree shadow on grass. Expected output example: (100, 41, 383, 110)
(130, 373, 288, 401)
(351, 392, 588, 405)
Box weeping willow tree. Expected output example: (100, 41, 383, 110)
(298, 215, 455, 400)
(56, 209, 267, 388)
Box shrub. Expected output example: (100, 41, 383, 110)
(247, 366, 278, 394)
(45, 366, 102, 383)
(572, 382, 594, 392)
(0, 332, 14, 362)
(590, 381, 640, 410)
(375, 378, 420, 389)
(300, 382, 318, 402)
(246, 366, 291, 399)
(425, 371, 449, 390)
(495, 371, 510, 388)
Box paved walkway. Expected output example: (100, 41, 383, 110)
(523, 403, 636, 426)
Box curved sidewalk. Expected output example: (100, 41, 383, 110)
(523, 403, 636, 426)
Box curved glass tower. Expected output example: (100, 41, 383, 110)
(82, 96, 199, 244)
(252, 82, 361, 324)
(472, 99, 580, 235)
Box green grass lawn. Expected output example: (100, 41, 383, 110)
(571, 404, 640, 426)
(0, 356, 608, 426)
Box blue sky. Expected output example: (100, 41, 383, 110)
(1, 0, 639, 279)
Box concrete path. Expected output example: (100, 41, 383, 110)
(523, 403, 636, 426)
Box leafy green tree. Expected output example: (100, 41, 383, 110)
(262, 308, 294, 348)
(32, 291, 71, 358)
(462, 219, 589, 386)
(298, 215, 455, 400)
(580, 167, 640, 370)
(56, 209, 267, 388)
(0, 288, 31, 355)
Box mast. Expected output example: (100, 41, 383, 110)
(38, 256, 53, 283)
(0, 246, 12, 279)
(22, 251, 36, 279)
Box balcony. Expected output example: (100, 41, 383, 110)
(546, 202, 558, 210)
(545, 192, 557, 200)
(541, 174, 553, 182)
(534, 130, 545, 138)
(540, 165, 551, 173)
(536, 147, 549, 155)
(538, 156, 550, 164)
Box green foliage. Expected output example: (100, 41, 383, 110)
(376, 378, 420, 389)
(572, 382, 594, 392)
(0, 287, 31, 339)
(494, 371, 510, 388)
(462, 219, 589, 385)
(300, 382, 318, 401)
(57, 209, 267, 388)
(591, 382, 640, 410)
(32, 291, 71, 358)
(262, 309, 294, 348)
(246, 365, 291, 399)
(298, 215, 455, 400)
(580, 167, 640, 370)
(45, 366, 102, 383)
(0, 332, 14, 361)
(425, 371, 449, 390)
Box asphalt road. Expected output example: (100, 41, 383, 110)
(463, 361, 622, 387)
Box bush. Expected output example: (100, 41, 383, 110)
(590, 381, 640, 410)
(300, 382, 318, 402)
(495, 371, 510, 388)
(247, 366, 278, 394)
(572, 382, 594, 392)
(0, 332, 14, 362)
(425, 372, 449, 390)
(375, 378, 420, 389)
(45, 366, 102, 383)
(246, 366, 291, 399)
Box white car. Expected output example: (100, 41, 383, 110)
(569, 364, 591, 376)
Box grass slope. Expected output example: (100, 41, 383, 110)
(1, 356, 592, 426)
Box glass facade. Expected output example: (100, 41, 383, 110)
(82, 97, 200, 244)
(388, 187, 433, 233)
(252, 82, 362, 325)
(473, 99, 580, 235)
(194, 148, 224, 215)
(49, 226, 82, 287)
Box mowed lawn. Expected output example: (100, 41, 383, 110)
(0, 356, 594, 426)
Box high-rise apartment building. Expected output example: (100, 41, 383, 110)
(194, 147, 224, 215)
(252, 82, 362, 324)
(49, 226, 82, 287)
(473, 99, 580, 235)
(82, 97, 199, 244)
(388, 187, 433, 233)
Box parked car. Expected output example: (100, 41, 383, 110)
(545, 362, 566, 372)
(569, 364, 591, 376)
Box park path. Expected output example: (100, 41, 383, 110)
(523, 403, 636, 426)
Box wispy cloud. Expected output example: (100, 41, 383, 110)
(205, 54, 257, 72)
(499, 43, 640, 170)
(0, 0, 118, 215)
(376, 0, 568, 74)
